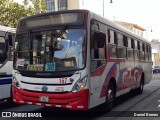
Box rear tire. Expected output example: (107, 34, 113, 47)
(136, 75, 144, 94)
(106, 82, 116, 111)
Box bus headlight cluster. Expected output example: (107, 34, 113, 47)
(12, 76, 20, 89)
(72, 76, 88, 93)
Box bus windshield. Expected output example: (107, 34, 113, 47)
(14, 29, 86, 72)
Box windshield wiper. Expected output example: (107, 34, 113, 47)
(51, 25, 68, 39)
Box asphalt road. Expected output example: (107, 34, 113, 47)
(1, 73, 160, 120)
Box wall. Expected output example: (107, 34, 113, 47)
(67, 0, 80, 10)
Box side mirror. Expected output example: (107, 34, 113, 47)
(94, 32, 106, 48)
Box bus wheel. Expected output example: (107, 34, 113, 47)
(106, 82, 116, 111)
(137, 75, 144, 94)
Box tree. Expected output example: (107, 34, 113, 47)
(23, 0, 47, 13)
(0, 0, 46, 28)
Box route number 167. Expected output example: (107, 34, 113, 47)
(59, 78, 67, 84)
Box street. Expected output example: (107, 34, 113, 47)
(1, 74, 160, 120)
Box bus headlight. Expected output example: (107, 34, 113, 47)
(12, 76, 20, 89)
(72, 76, 88, 93)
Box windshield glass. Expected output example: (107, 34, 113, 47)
(14, 29, 86, 72)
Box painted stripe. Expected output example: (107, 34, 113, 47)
(0, 74, 12, 78)
(0, 77, 12, 79)
(91, 65, 106, 77)
(66, 105, 72, 108)
(100, 63, 117, 97)
(28, 102, 32, 104)
(36, 103, 41, 106)
(19, 101, 24, 103)
(55, 105, 61, 107)
(46, 104, 51, 107)
(118, 68, 127, 82)
(0, 78, 12, 85)
(77, 106, 84, 109)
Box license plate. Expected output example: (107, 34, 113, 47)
(39, 96, 49, 102)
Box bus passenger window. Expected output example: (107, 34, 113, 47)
(91, 32, 106, 59)
(0, 37, 6, 64)
(117, 33, 126, 58)
(139, 42, 144, 60)
(90, 31, 106, 72)
(127, 38, 134, 59)
(108, 30, 117, 59)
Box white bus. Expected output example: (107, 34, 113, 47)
(12, 10, 152, 110)
(0, 26, 15, 103)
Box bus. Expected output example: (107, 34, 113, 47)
(0, 26, 15, 103)
(12, 10, 152, 110)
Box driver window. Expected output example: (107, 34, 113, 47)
(0, 37, 6, 64)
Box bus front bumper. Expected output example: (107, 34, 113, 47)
(12, 86, 89, 110)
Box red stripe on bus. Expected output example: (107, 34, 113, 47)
(90, 65, 106, 77)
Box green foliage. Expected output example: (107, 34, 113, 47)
(0, 0, 46, 28)
(23, 0, 47, 13)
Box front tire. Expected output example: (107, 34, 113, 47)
(106, 82, 116, 111)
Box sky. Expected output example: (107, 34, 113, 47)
(82, 0, 160, 41)
(14, 0, 160, 41)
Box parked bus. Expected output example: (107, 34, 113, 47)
(0, 26, 15, 103)
(12, 10, 152, 110)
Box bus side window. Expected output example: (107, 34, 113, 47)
(127, 37, 134, 59)
(108, 30, 117, 59)
(91, 31, 106, 59)
(91, 31, 106, 72)
(117, 33, 126, 58)
(0, 37, 6, 64)
(134, 40, 140, 60)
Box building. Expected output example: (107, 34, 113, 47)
(151, 39, 160, 67)
(114, 20, 146, 37)
(34, 0, 68, 12)
(35, 0, 83, 12)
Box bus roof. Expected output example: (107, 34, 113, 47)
(19, 9, 150, 44)
(88, 10, 150, 44)
(0, 25, 16, 33)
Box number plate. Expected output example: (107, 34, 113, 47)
(39, 96, 49, 102)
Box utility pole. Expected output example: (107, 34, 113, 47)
(103, 0, 113, 17)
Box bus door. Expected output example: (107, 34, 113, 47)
(90, 31, 107, 107)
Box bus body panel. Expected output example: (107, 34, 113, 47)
(13, 67, 90, 110)
(89, 62, 115, 108)
(13, 86, 89, 110)
(13, 71, 80, 92)
(0, 62, 12, 98)
(0, 26, 15, 101)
